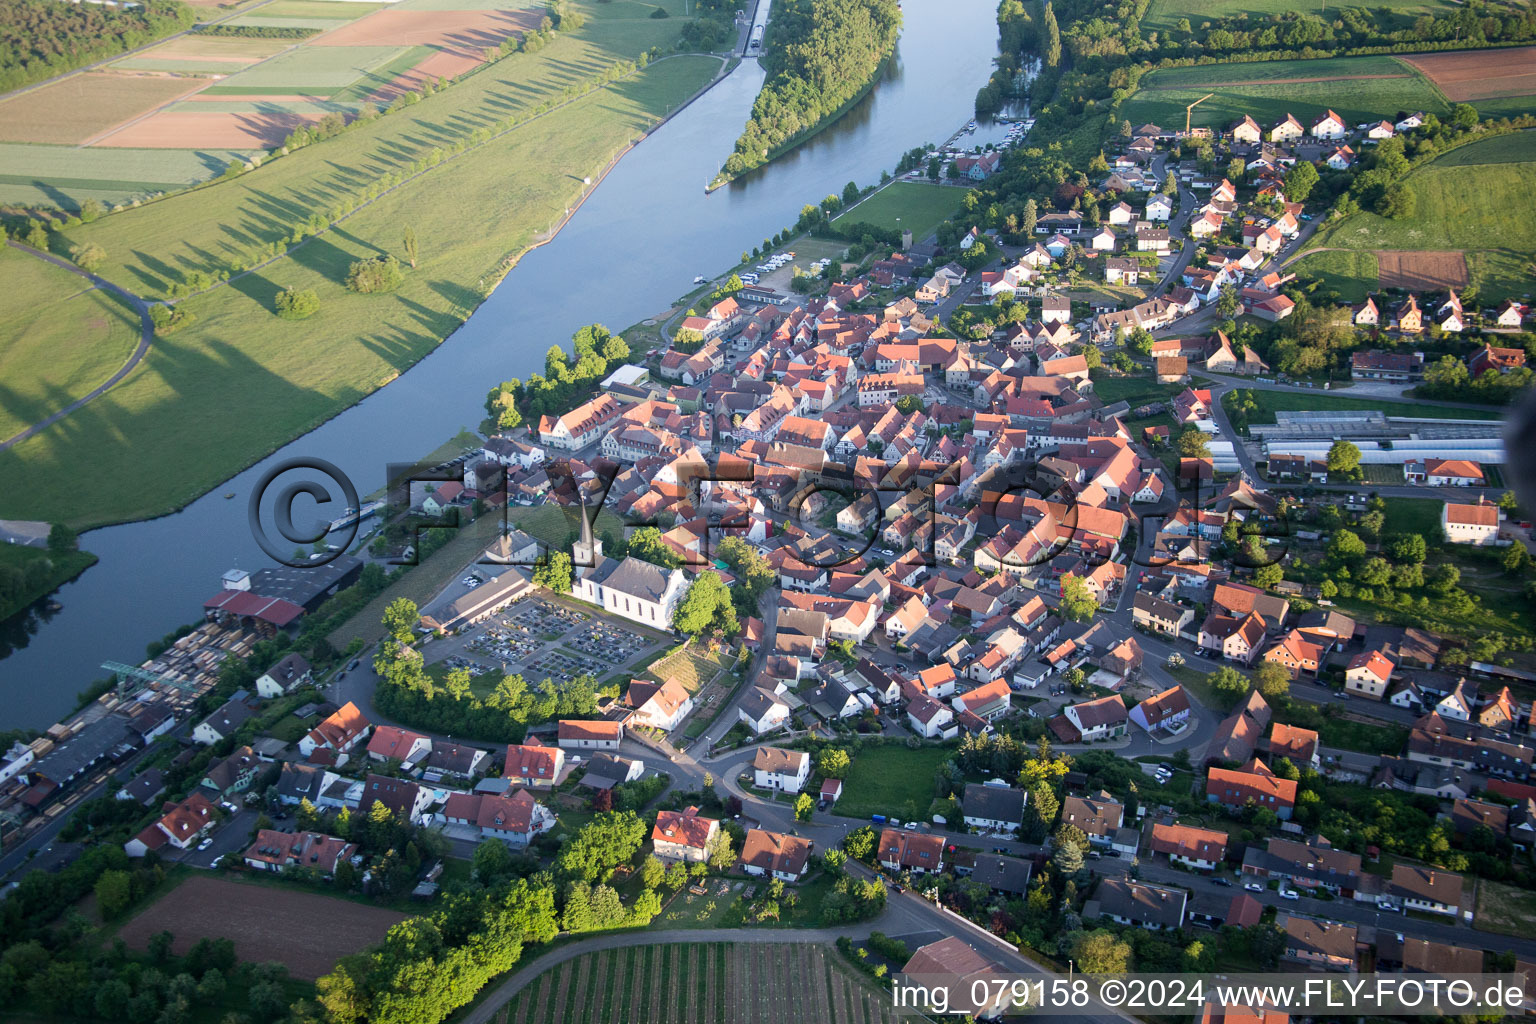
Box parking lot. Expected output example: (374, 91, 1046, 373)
(429, 597, 670, 685)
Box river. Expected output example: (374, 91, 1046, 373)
(0, 0, 1004, 727)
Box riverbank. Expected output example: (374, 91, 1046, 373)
(0, 22, 722, 533)
(708, 0, 902, 190)
(0, 543, 97, 626)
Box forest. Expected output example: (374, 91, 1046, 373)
(0, 0, 194, 92)
(717, 0, 901, 182)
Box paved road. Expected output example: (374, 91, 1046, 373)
(0, 241, 154, 452)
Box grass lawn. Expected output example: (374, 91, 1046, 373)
(1382, 497, 1443, 537)
(0, 542, 98, 622)
(0, 253, 144, 443)
(265, 712, 318, 743)
(1359, 463, 1404, 485)
(1241, 388, 1503, 424)
(1274, 700, 1408, 755)
(833, 181, 962, 242)
(835, 744, 955, 822)
(1120, 55, 1447, 135)
(1302, 131, 1536, 303)
(1088, 370, 1186, 407)
(1473, 878, 1536, 937)
(0, 24, 720, 529)
(1287, 249, 1379, 304)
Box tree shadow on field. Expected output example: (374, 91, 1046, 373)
(286, 232, 372, 283)
(125, 248, 184, 295)
(427, 279, 480, 319)
(357, 325, 436, 370)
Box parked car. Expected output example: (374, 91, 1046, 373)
(1211, 878, 1233, 887)
(196, 837, 214, 852)
(1279, 888, 1299, 901)
(1244, 882, 1264, 892)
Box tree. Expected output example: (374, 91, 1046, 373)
(1059, 574, 1098, 621)
(1077, 344, 1102, 369)
(1162, 170, 1179, 196)
(274, 287, 321, 320)
(706, 829, 735, 870)
(1254, 660, 1290, 701)
(818, 748, 851, 778)
(533, 551, 573, 593)
(640, 855, 666, 890)
(1177, 428, 1211, 459)
(1327, 529, 1367, 565)
(472, 838, 515, 884)
(1284, 160, 1319, 203)
(1449, 102, 1478, 130)
(1207, 666, 1251, 710)
(1216, 284, 1240, 320)
(628, 526, 680, 568)
(344, 254, 405, 294)
(673, 571, 738, 637)
(70, 242, 106, 272)
(80, 199, 104, 223)
(895, 394, 924, 414)
(1376, 183, 1416, 219)
(843, 825, 877, 861)
(1021, 198, 1037, 237)
(1388, 533, 1427, 564)
(1042, 1, 1061, 65)
(382, 597, 418, 643)
(1326, 440, 1362, 479)
(94, 869, 132, 918)
(1254, 563, 1283, 589)
(1052, 835, 1084, 874)
(1072, 929, 1131, 973)
(47, 522, 77, 555)
(402, 227, 419, 269)
(842, 180, 860, 206)
(795, 792, 814, 821)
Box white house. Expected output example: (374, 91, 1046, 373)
(622, 677, 694, 732)
(1443, 501, 1500, 546)
(652, 806, 719, 862)
(255, 653, 313, 699)
(752, 746, 811, 793)
(907, 693, 956, 738)
(739, 687, 791, 734)
(1310, 109, 1346, 139)
(961, 782, 1026, 832)
(739, 829, 813, 882)
(1145, 194, 1174, 221)
(557, 720, 623, 750)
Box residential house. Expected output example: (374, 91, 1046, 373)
(192, 697, 255, 746)
(255, 653, 313, 698)
(622, 677, 694, 732)
(1389, 864, 1463, 917)
(243, 829, 354, 875)
(1207, 759, 1296, 819)
(366, 726, 432, 766)
(878, 829, 945, 873)
(298, 701, 371, 759)
(1149, 823, 1227, 871)
(504, 742, 565, 788)
(1093, 879, 1188, 930)
(961, 783, 1026, 833)
(739, 829, 814, 882)
(1283, 917, 1358, 971)
(652, 806, 719, 862)
(753, 746, 811, 793)
(1129, 684, 1191, 734)
(1064, 695, 1128, 741)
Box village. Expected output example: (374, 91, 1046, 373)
(3, 94, 1535, 1016)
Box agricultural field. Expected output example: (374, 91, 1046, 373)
(834, 181, 962, 242)
(1119, 55, 1448, 134)
(0, 0, 719, 529)
(118, 875, 407, 979)
(1401, 45, 1536, 111)
(498, 943, 901, 1024)
(111, 33, 297, 73)
(0, 72, 209, 145)
(1292, 131, 1536, 303)
(1142, 0, 1460, 36)
(0, 254, 144, 443)
(0, 143, 259, 208)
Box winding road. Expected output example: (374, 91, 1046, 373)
(0, 241, 154, 453)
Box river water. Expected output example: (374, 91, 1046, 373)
(0, 0, 1003, 727)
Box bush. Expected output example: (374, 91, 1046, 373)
(148, 303, 194, 335)
(649, 6, 668, 15)
(345, 254, 405, 294)
(273, 287, 320, 320)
